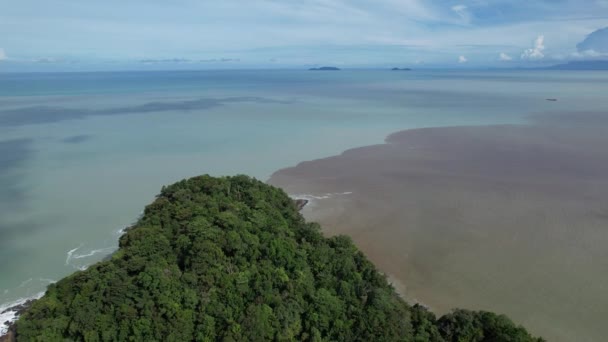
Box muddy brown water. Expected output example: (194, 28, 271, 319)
(269, 113, 608, 342)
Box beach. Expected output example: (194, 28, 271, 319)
(268, 111, 608, 342)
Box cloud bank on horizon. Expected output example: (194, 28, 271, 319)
(1, 0, 607, 71)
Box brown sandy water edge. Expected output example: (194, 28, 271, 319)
(268, 112, 608, 342)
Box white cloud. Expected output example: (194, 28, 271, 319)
(458, 55, 468, 63)
(378, 0, 441, 21)
(451, 4, 471, 23)
(521, 35, 545, 60)
(0, 48, 6, 61)
(4, 0, 608, 69)
(499, 52, 513, 61)
(451, 4, 467, 12)
(571, 49, 608, 59)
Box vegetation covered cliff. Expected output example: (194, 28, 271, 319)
(14, 175, 542, 341)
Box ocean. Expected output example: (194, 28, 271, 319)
(1, 69, 607, 335)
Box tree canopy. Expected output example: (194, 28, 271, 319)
(14, 175, 543, 341)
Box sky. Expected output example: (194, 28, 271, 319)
(1, 0, 608, 71)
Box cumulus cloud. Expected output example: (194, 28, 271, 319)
(0, 48, 6, 61)
(458, 55, 468, 63)
(521, 35, 545, 60)
(499, 52, 513, 61)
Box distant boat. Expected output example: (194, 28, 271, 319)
(391, 67, 412, 71)
(309, 66, 340, 71)
(546, 98, 558, 102)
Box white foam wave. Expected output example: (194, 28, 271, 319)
(0, 292, 45, 336)
(65, 244, 116, 271)
(72, 247, 115, 260)
(115, 227, 127, 236)
(65, 244, 84, 265)
(38, 278, 56, 285)
(289, 191, 354, 206)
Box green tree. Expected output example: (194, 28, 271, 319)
(14, 175, 542, 342)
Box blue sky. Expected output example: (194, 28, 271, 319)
(1, 0, 608, 71)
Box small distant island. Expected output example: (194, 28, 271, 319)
(391, 67, 412, 71)
(309, 66, 340, 71)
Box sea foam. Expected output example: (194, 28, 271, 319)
(0, 291, 45, 336)
(65, 244, 84, 265)
(71, 247, 116, 260)
(289, 191, 353, 208)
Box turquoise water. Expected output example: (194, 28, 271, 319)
(1, 69, 607, 314)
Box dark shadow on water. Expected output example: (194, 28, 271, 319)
(60, 135, 92, 144)
(0, 140, 61, 276)
(0, 139, 41, 251)
(0, 97, 291, 127)
(0, 138, 32, 206)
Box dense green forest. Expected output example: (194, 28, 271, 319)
(14, 175, 543, 341)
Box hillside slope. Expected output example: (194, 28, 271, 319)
(14, 175, 542, 341)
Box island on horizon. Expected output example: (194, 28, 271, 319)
(309, 66, 341, 71)
(391, 67, 412, 71)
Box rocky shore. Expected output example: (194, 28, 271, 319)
(294, 198, 309, 211)
(1, 300, 35, 342)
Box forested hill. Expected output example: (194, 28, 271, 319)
(14, 175, 543, 341)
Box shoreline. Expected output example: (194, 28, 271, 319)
(268, 114, 608, 342)
(293, 198, 309, 211)
(0, 296, 41, 341)
(4, 113, 606, 341)
(0, 198, 310, 340)
(0, 229, 133, 339)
